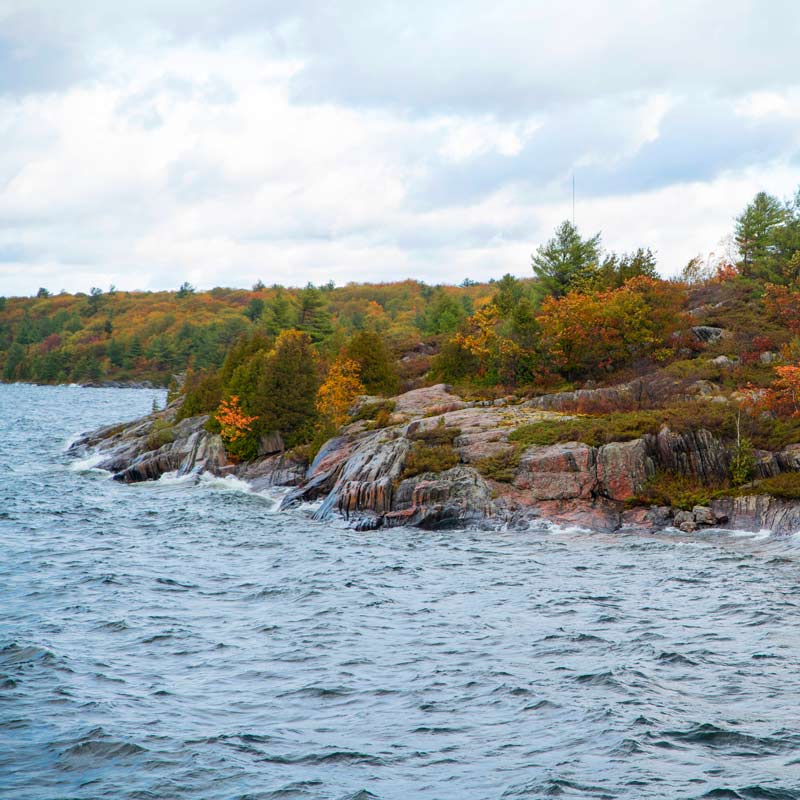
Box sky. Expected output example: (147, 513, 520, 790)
(1, 1, 800, 296)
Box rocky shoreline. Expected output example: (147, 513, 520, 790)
(68, 383, 800, 535)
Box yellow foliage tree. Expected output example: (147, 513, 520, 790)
(316, 358, 365, 428)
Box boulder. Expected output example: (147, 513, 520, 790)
(392, 384, 467, 417)
(692, 505, 716, 526)
(514, 442, 597, 500)
(691, 326, 726, 344)
(385, 466, 494, 529)
(597, 439, 654, 500)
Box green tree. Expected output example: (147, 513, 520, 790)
(228, 330, 321, 449)
(263, 288, 298, 335)
(532, 220, 601, 299)
(3, 342, 27, 380)
(86, 287, 103, 316)
(343, 330, 399, 395)
(578, 247, 659, 291)
(735, 191, 786, 280)
(244, 297, 265, 322)
(297, 284, 333, 343)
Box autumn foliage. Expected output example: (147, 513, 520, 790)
(750, 364, 800, 418)
(536, 277, 686, 377)
(216, 395, 258, 443)
(316, 358, 365, 428)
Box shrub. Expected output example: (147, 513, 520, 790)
(633, 472, 719, 510)
(474, 447, 521, 482)
(408, 417, 460, 446)
(401, 442, 459, 479)
(509, 402, 748, 450)
(730, 437, 756, 486)
(351, 399, 396, 423)
(746, 472, 800, 499)
(146, 419, 176, 451)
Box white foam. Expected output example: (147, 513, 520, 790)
(198, 473, 254, 494)
(155, 470, 197, 486)
(69, 452, 108, 473)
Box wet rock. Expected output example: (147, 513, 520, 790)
(313, 434, 410, 521)
(385, 466, 494, 529)
(692, 505, 716, 526)
(672, 509, 694, 528)
(711, 495, 800, 535)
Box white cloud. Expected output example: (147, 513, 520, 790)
(0, 2, 800, 296)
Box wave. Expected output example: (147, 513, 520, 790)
(68, 452, 109, 473)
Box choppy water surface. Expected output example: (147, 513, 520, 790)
(2, 384, 800, 799)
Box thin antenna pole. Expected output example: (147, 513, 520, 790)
(572, 174, 575, 226)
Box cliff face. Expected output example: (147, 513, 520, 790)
(68, 384, 800, 534)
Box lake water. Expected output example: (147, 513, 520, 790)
(2, 383, 800, 800)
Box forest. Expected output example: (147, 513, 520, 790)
(3, 188, 800, 482)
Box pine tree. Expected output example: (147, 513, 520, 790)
(735, 192, 786, 280)
(532, 220, 601, 299)
(343, 330, 399, 395)
(297, 284, 333, 343)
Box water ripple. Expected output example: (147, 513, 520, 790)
(2, 384, 800, 799)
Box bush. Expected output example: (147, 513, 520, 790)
(401, 442, 459, 479)
(408, 417, 460, 446)
(746, 472, 800, 499)
(146, 419, 176, 451)
(508, 401, 765, 450)
(474, 448, 521, 482)
(633, 472, 719, 510)
(351, 399, 396, 423)
(730, 437, 756, 486)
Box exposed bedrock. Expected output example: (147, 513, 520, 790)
(69, 383, 800, 534)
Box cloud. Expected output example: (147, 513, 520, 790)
(0, 1, 800, 296)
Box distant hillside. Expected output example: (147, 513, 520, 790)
(0, 279, 494, 387)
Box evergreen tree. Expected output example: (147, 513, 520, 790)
(343, 330, 399, 395)
(532, 220, 601, 299)
(107, 338, 125, 368)
(3, 342, 27, 380)
(244, 297, 265, 322)
(735, 191, 786, 280)
(297, 284, 333, 343)
(263, 288, 298, 335)
(252, 330, 320, 447)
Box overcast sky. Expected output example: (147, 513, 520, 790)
(2, 1, 800, 296)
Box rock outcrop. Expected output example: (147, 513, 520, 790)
(69, 384, 800, 535)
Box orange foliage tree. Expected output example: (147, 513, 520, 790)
(536, 276, 686, 377)
(316, 358, 365, 429)
(751, 364, 800, 418)
(764, 283, 800, 335)
(216, 395, 258, 459)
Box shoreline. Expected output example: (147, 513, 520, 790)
(66, 383, 800, 536)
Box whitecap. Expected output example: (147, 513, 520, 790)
(197, 473, 254, 494)
(69, 452, 109, 473)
